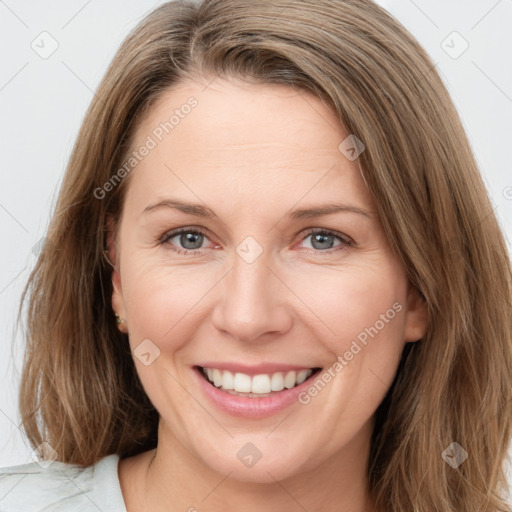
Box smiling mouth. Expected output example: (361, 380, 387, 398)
(197, 366, 322, 397)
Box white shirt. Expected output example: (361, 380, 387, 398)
(0, 453, 127, 511)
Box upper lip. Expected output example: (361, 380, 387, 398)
(195, 362, 320, 376)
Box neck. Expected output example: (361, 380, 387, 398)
(134, 418, 376, 512)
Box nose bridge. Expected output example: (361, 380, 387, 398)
(232, 245, 270, 305)
(211, 238, 292, 341)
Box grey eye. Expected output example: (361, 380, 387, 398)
(301, 231, 344, 251)
(176, 231, 205, 250)
(163, 230, 207, 250)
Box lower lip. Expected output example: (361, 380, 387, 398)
(192, 366, 319, 418)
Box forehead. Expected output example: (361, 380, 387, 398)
(125, 78, 374, 213)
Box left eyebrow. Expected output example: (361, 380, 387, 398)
(141, 199, 218, 218)
(288, 203, 374, 220)
(140, 198, 373, 220)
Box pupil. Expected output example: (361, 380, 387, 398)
(178, 232, 334, 251)
(312, 233, 333, 250)
(181, 232, 203, 249)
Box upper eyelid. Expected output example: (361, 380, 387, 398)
(305, 228, 353, 243)
(161, 227, 352, 248)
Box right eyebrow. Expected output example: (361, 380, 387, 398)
(141, 198, 218, 218)
(140, 197, 374, 221)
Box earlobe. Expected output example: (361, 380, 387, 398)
(403, 285, 428, 343)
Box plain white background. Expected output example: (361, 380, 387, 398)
(0, 0, 511, 495)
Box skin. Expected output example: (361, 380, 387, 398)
(111, 77, 428, 512)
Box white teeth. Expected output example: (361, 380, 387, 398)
(284, 371, 296, 389)
(234, 372, 252, 393)
(270, 372, 284, 391)
(212, 369, 222, 387)
(252, 374, 271, 394)
(221, 370, 234, 390)
(202, 367, 315, 394)
(296, 369, 309, 384)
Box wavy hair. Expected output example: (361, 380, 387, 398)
(17, 1, 512, 510)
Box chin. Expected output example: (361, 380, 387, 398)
(196, 437, 316, 484)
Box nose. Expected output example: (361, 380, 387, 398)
(211, 246, 293, 343)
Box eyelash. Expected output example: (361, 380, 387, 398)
(159, 227, 353, 256)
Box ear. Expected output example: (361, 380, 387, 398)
(106, 215, 127, 332)
(403, 284, 428, 343)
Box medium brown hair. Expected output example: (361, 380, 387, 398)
(17, 1, 512, 510)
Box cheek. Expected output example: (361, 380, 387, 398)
(287, 259, 408, 353)
(119, 263, 210, 424)
(120, 256, 221, 354)
(288, 264, 407, 439)
(121, 248, 408, 355)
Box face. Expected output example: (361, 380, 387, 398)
(111, 78, 427, 483)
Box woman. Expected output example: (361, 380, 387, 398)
(1, 0, 511, 511)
